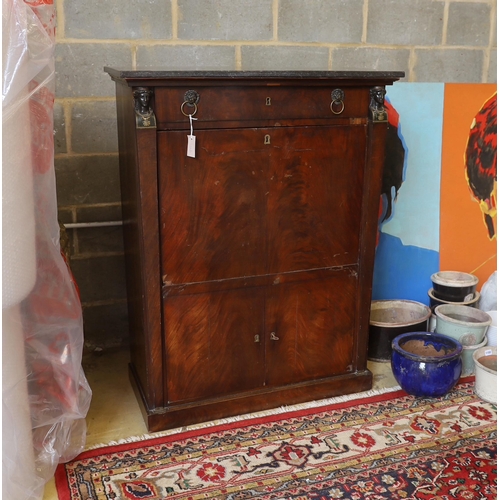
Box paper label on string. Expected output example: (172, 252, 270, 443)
(187, 135, 196, 158)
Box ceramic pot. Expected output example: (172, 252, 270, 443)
(427, 288, 480, 312)
(435, 304, 491, 346)
(431, 271, 478, 302)
(391, 332, 462, 398)
(368, 300, 431, 362)
(473, 346, 497, 403)
(461, 336, 487, 376)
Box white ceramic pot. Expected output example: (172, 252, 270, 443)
(473, 346, 497, 403)
(435, 304, 491, 346)
(429, 313, 436, 333)
(461, 336, 487, 376)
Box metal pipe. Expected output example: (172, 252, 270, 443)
(63, 221, 123, 229)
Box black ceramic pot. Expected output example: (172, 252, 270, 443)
(428, 288, 480, 313)
(431, 271, 478, 302)
(368, 300, 431, 362)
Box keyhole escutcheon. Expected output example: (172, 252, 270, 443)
(266, 97, 272, 106)
(264, 134, 271, 145)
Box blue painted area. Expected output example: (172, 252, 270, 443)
(372, 83, 444, 303)
(372, 232, 439, 305)
(382, 83, 444, 251)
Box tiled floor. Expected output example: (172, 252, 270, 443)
(42, 349, 397, 499)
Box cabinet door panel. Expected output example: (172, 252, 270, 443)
(266, 271, 357, 387)
(158, 130, 268, 284)
(164, 288, 265, 403)
(268, 126, 366, 274)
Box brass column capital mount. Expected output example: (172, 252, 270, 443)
(369, 86, 388, 122)
(133, 86, 157, 129)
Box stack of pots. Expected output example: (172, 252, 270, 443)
(428, 271, 480, 310)
(428, 271, 480, 332)
(429, 272, 496, 403)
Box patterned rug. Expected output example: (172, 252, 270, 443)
(55, 380, 497, 499)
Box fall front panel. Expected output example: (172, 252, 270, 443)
(158, 125, 365, 284)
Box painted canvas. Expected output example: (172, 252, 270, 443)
(372, 83, 443, 305)
(440, 84, 497, 287)
(372, 83, 497, 305)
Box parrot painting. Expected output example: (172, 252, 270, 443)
(465, 93, 497, 240)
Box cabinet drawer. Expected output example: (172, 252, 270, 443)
(155, 85, 369, 127)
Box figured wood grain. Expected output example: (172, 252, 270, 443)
(107, 70, 403, 431)
(267, 125, 365, 274)
(158, 125, 365, 284)
(154, 86, 370, 128)
(158, 130, 268, 284)
(164, 288, 266, 403)
(266, 272, 357, 387)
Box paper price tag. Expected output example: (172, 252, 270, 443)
(187, 114, 197, 158)
(187, 135, 196, 158)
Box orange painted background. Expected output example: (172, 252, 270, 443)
(441, 84, 497, 288)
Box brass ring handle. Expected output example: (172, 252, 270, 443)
(181, 101, 198, 117)
(270, 332, 279, 341)
(330, 100, 345, 115)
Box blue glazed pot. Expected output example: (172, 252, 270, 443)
(391, 332, 463, 398)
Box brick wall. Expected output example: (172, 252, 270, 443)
(54, 0, 497, 349)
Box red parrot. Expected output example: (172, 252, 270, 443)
(465, 93, 497, 239)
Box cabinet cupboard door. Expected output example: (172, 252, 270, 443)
(265, 271, 358, 387)
(164, 288, 265, 404)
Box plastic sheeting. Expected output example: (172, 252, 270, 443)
(2, 0, 92, 498)
(479, 271, 497, 313)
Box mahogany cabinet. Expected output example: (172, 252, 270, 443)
(105, 69, 403, 432)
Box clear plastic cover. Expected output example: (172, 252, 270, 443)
(2, 0, 92, 498)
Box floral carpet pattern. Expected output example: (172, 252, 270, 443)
(55, 381, 496, 499)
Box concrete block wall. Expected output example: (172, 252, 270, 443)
(54, 0, 496, 349)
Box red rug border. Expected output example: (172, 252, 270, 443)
(54, 376, 476, 499)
